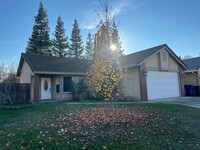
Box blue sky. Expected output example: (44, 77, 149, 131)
(0, 0, 200, 65)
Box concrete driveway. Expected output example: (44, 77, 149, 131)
(149, 97, 200, 108)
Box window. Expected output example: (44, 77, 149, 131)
(63, 77, 72, 92)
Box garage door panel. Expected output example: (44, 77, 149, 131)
(147, 71, 180, 100)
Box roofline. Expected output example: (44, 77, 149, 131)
(33, 71, 87, 76)
(164, 45, 188, 70)
(21, 53, 35, 71)
(17, 53, 35, 77)
(16, 54, 23, 77)
(184, 70, 197, 73)
(137, 50, 160, 66)
(122, 64, 137, 68)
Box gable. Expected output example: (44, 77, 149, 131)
(19, 59, 33, 83)
(139, 45, 187, 71)
(121, 44, 187, 70)
(144, 48, 179, 71)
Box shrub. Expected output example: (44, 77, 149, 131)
(71, 79, 87, 100)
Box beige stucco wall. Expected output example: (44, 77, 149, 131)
(20, 60, 32, 83)
(169, 55, 179, 71)
(184, 73, 197, 85)
(122, 67, 141, 100)
(145, 54, 159, 69)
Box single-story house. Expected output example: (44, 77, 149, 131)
(17, 44, 188, 102)
(183, 57, 200, 86)
(17, 54, 88, 102)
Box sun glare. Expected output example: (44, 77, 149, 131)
(110, 44, 117, 51)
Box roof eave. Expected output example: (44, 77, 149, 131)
(33, 71, 87, 76)
(184, 70, 197, 73)
(16, 53, 24, 77)
(17, 53, 35, 77)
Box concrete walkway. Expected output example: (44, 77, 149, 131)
(40, 97, 200, 109)
(63, 101, 135, 105)
(149, 97, 200, 108)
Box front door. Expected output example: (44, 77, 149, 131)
(41, 78, 51, 99)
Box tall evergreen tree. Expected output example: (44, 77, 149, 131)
(111, 22, 124, 56)
(68, 19, 84, 59)
(85, 33, 94, 60)
(52, 16, 69, 57)
(26, 2, 51, 55)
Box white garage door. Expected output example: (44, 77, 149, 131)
(147, 71, 180, 100)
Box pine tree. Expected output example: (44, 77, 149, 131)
(52, 16, 69, 57)
(85, 33, 94, 60)
(68, 19, 84, 59)
(26, 2, 51, 55)
(111, 22, 124, 56)
(94, 24, 111, 56)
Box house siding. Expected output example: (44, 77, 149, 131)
(169, 56, 179, 71)
(122, 67, 141, 100)
(145, 54, 159, 70)
(20, 60, 33, 83)
(184, 73, 197, 85)
(145, 49, 179, 72)
(160, 49, 170, 70)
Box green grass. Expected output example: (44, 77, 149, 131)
(0, 102, 33, 106)
(0, 102, 200, 150)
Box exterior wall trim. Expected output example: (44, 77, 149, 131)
(139, 63, 148, 101)
(34, 71, 87, 76)
(34, 74, 40, 102)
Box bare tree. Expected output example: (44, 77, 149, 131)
(0, 63, 8, 83)
(0, 62, 18, 105)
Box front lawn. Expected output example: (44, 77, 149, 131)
(0, 102, 200, 149)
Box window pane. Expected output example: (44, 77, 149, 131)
(63, 77, 72, 92)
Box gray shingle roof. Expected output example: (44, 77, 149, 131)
(121, 44, 166, 67)
(183, 57, 200, 70)
(121, 44, 187, 69)
(17, 44, 187, 76)
(17, 53, 89, 75)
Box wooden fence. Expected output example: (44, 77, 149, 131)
(0, 83, 30, 104)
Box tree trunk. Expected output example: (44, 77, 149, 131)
(110, 99, 114, 114)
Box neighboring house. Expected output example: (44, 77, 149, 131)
(183, 57, 200, 86)
(17, 44, 188, 102)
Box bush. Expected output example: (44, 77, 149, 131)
(71, 79, 87, 100)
